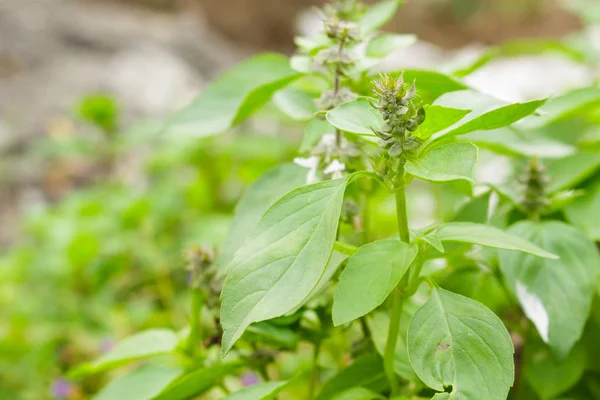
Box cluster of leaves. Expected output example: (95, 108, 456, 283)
(2, 0, 600, 399)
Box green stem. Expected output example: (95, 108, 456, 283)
(187, 287, 204, 360)
(308, 342, 321, 400)
(334, 241, 358, 256)
(384, 166, 410, 396)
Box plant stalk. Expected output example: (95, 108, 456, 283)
(384, 165, 410, 395)
(308, 342, 321, 400)
(187, 286, 204, 360)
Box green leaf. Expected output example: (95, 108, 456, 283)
(93, 365, 182, 400)
(224, 381, 289, 400)
(326, 98, 384, 136)
(407, 287, 514, 400)
(273, 87, 318, 121)
(498, 221, 600, 358)
(399, 70, 468, 104)
(432, 222, 558, 258)
(152, 361, 244, 400)
(519, 87, 600, 130)
(244, 321, 300, 349)
(565, 180, 600, 240)
(218, 164, 307, 270)
(359, 0, 404, 35)
(366, 34, 416, 58)
(72, 329, 179, 377)
(415, 105, 471, 140)
(367, 312, 416, 381)
(333, 240, 417, 325)
(221, 177, 350, 353)
(166, 53, 299, 136)
(331, 387, 385, 400)
(524, 341, 585, 400)
(544, 152, 600, 193)
(428, 90, 546, 144)
(316, 354, 388, 400)
(453, 39, 587, 78)
(300, 119, 334, 153)
(461, 127, 576, 158)
(405, 143, 478, 183)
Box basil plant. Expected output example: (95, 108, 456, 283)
(74, 0, 600, 399)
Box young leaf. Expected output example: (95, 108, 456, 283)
(93, 365, 182, 400)
(218, 163, 307, 269)
(498, 221, 600, 358)
(524, 341, 586, 400)
(564, 180, 600, 240)
(433, 222, 558, 258)
(224, 381, 288, 400)
(367, 312, 416, 381)
(326, 98, 385, 136)
(273, 87, 318, 121)
(152, 361, 244, 400)
(405, 143, 478, 183)
(221, 177, 350, 353)
(72, 329, 179, 377)
(333, 239, 418, 326)
(414, 105, 471, 140)
(359, 0, 404, 35)
(330, 387, 385, 400)
(166, 53, 299, 136)
(544, 152, 600, 193)
(407, 287, 514, 400)
(428, 90, 546, 145)
(316, 354, 388, 400)
(366, 34, 417, 58)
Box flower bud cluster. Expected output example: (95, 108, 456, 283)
(324, 0, 366, 21)
(185, 244, 222, 307)
(519, 157, 551, 217)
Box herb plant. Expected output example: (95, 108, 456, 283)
(21, 0, 600, 399)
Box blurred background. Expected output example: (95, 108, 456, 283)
(0, 0, 598, 399)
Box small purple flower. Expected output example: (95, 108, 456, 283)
(51, 378, 72, 399)
(241, 371, 260, 387)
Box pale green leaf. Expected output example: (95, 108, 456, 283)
(428, 90, 546, 144)
(415, 105, 471, 140)
(166, 53, 299, 136)
(407, 287, 514, 400)
(326, 98, 384, 136)
(366, 34, 416, 58)
(519, 87, 600, 130)
(367, 312, 416, 381)
(221, 177, 350, 353)
(218, 164, 307, 270)
(300, 119, 334, 153)
(273, 87, 317, 121)
(397, 70, 468, 104)
(224, 381, 288, 400)
(359, 0, 404, 35)
(93, 365, 182, 400)
(564, 180, 600, 240)
(498, 221, 600, 358)
(152, 361, 243, 400)
(544, 151, 600, 193)
(72, 329, 179, 377)
(433, 222, 558, 258)
(405, 143, 478, 183)
(333, 240, 417, 325)
(331, 387, 385, 400)
(524, 341, 585, 400)
(316, 354, 388, 400)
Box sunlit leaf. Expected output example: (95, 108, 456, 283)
(166, 53, 299, 136)
(544, 152, 600, 193)
(224, 381, 288, 400)
(273, 87, 318, 121)
(405, 143, 478, 183)
(221, 177, 350, 353)
(359, 0, 404, 35)
(564, 180, 600, 240)
(366, 34, 416, 58)
(93, 365, 182, 400)
(326, 98, 384, 137)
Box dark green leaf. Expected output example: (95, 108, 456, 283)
(407, 287, 514, 400)
(331, 387, 385, 400)
(316, 354, 388, 400)
(224, 381, 288, 400)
